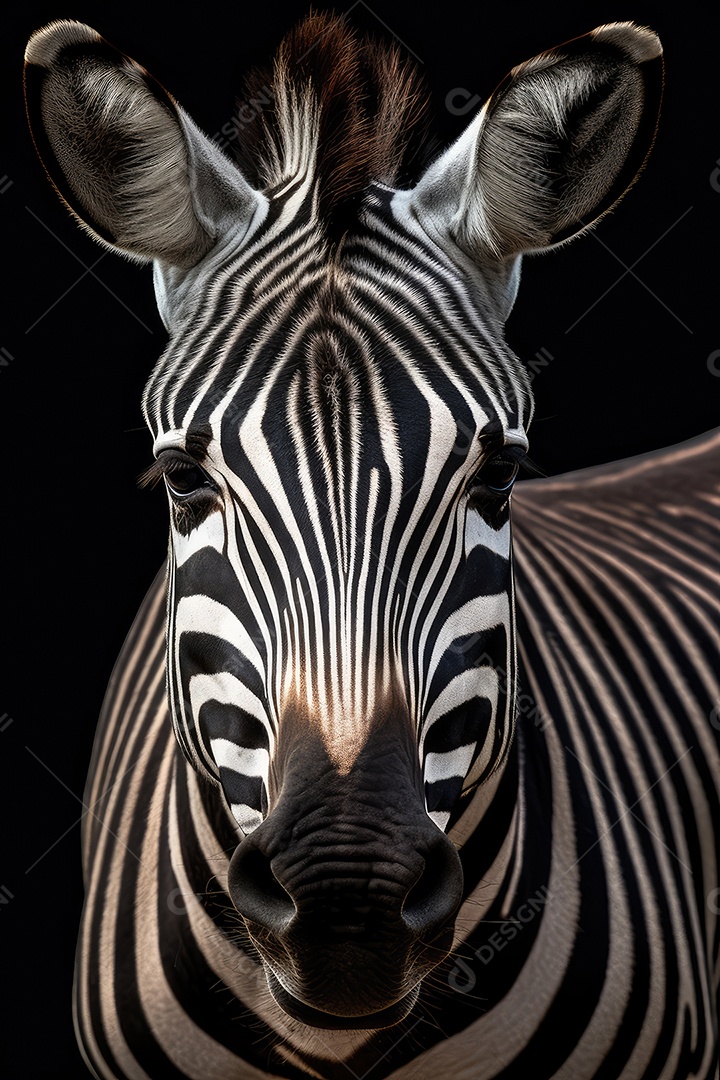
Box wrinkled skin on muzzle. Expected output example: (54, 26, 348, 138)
(227, 708, 464, 1028)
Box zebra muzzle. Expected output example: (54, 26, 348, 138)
(226, 743, 463, 1027)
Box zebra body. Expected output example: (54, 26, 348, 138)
(24, 13, 719, 1079)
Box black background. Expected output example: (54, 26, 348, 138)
(1, 2, 718, 1076)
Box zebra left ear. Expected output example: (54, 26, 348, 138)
(408, 23, 663, 262)
(24, 21, 264, 271)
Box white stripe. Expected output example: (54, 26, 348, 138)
(210, 739, 269, 778)
(425, 743, 476, 782)
(173, 509, 225, 566)
(176, 595, 263, 675)
(465, 513, 511, 557)
(231, 804, 264, 833)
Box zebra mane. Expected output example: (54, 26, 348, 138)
(230, 11, 431, 234)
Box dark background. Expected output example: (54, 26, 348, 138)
(1, 2, 718, 1075)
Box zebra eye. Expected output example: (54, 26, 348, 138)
(474, 449, 525, 496)
(159, 453, 216, 500)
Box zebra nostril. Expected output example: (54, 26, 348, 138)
(402, 834, 463, 940)
(228, 843, 295, 933)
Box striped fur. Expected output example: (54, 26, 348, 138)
(141, 182, 532, 833)
(74, 428, 720, 1078)
(24, 11, 718, 1080)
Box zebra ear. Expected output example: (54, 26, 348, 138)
(409, 23, 663, 262)
(24, 21, 263, 270)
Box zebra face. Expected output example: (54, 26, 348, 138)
(26, 14, 662, 1029)
(146, 231, 530, 1024)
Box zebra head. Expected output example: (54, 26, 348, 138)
(26, 15, 661, 1028)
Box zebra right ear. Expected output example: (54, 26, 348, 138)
(24, 21, 265, 271)
(407, 22, 663, 263)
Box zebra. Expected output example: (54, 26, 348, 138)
(24, 11, 719, 1080)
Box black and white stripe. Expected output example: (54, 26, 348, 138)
(24, 12, 718, 1080)
(71, 428, 720, 1080)
(142, 181, 530, 835)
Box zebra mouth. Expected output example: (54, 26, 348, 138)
(266, 970, 419, 1030)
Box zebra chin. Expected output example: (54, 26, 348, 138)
(236, 892, 460, 1029)
(264, 970, 422, 1030)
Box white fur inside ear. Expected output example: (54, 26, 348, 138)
(406, 21, 662, 264)
(26, 20, 264, 271)
(37, 51, 214, 267)
(468, 53, 645, 255)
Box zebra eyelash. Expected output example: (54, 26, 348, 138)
(138, 451, 214, 494)
(138, 458, 168, 490)
(518, 454, 546, 479)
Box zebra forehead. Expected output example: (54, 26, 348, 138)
(153, 307, 529, 459)
(144, 215, 533, 437)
